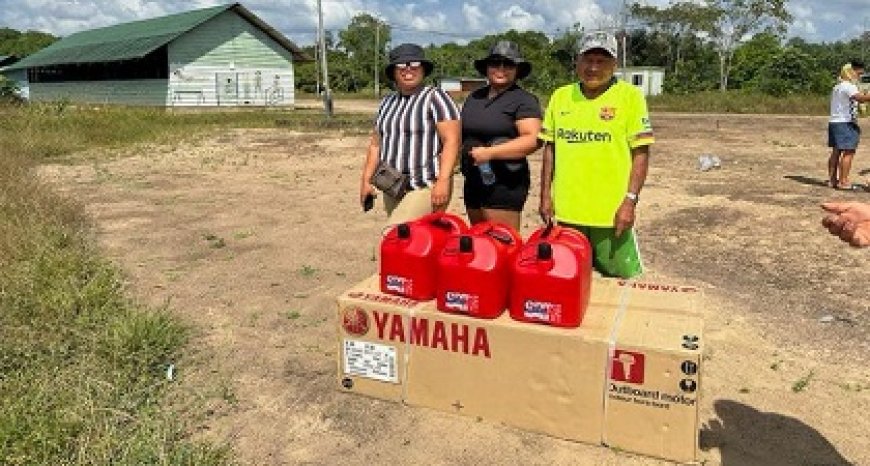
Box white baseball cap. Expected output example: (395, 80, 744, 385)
(577, 31, 618, 58)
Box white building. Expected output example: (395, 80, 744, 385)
(3, 3, 309, 107)
(616, 67, 665, 96)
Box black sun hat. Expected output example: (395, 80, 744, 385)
(384, 43, 434, 81)
(473, 40, 532, 80)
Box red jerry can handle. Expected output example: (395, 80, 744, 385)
(535, 220, 590, 252)
(469, 221, 522, 247)
(423, 212, 468, 234)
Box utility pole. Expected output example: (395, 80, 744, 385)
(375, 19, 380, 97)
(620, 0, 629, 69)
(317, 0, 333, 117)
(864, 17, 868, 63)
(314, 31, 320, 96)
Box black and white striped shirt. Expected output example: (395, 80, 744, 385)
(375, 86, 460, 190)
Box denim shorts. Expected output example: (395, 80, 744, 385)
(828, 122, 860, 150)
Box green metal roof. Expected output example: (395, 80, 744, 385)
(6, 3, 308, 71)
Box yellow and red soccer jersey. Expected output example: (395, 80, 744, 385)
(540, 80, 654, 227)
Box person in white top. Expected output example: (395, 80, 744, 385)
(828, 60, 870, 190)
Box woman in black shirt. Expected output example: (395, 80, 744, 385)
(461, 41, 542, 230)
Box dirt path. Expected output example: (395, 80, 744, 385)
(40, 114, 868, 465)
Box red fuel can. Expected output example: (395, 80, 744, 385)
(509, 224, 592, 328)
(380, 212, 467, 300)
(436, 221, 522, 319)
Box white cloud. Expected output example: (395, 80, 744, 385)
(792, 19, 817, 36)
(462, 3, 486, 31)
(499, 5, 545, 31)
(790, 4, 813, 20)
(410, 11, 448, 32)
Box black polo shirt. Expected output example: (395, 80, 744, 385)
(460, 83, 542, 186)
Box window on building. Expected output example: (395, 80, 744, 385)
(28, 46, 169, 83)
(632, 74, 644, 86)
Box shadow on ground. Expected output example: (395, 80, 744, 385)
(700, 400, 853, 466)
(783, 174, 828, 188)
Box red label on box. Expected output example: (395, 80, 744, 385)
(611, 350, 645, 384)
(342, 307, 369, 336)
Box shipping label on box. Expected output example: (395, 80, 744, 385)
(337, 276, 424, 402)
(342, 339, 399, 383)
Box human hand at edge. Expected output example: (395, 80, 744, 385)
(822, 201, 870, 247)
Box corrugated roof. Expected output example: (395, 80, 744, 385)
(6, 3, 308, 70)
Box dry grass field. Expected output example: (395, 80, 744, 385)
(39, 103, 868, 465)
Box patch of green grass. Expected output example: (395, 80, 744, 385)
(0, 103, 230, 465)
(202, 233, 226, 249)
(769, 139, 798, 148)
(298, 264, 317, 277)
(233, 230, 254, 240)
(220, 383, 239, 407)
(286, 310, 301, 320)
(839, 382, 867, 392)
(0, 103, 370, 164)
(792, 371, 815, 393)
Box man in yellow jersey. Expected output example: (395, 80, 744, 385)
(539, 31, 653, 278)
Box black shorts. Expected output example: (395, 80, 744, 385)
(463, 168, 530, 211)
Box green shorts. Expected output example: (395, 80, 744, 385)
(559, 223, 644, 279)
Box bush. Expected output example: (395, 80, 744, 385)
(0, 75, 24, 104)
(751, 48, 832, 96)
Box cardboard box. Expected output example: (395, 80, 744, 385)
(336, 276, 703, 463)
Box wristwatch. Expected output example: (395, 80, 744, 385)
(625, 192, 639, 204)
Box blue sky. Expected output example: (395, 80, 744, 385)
(1, 0, 868, 48)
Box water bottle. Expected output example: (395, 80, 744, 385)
(479, 162, 496, 185)
(698, 154, 721, 172)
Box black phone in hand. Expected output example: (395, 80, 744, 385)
(363, 193, 375, 212)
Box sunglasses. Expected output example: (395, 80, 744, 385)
(487, 58, 517, 69)
(395, 61, 423, 70)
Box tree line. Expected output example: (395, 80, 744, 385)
(297, 2, 869, 97)
(3, 0, 869, 98)
(0, 27, 56, 58)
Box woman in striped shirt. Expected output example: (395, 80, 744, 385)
(360, 43, 461, 225)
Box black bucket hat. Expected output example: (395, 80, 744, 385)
(473, 40, 532, 80)
(384, 43, 434, 81)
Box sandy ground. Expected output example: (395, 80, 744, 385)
(39, 106, 869, 465)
